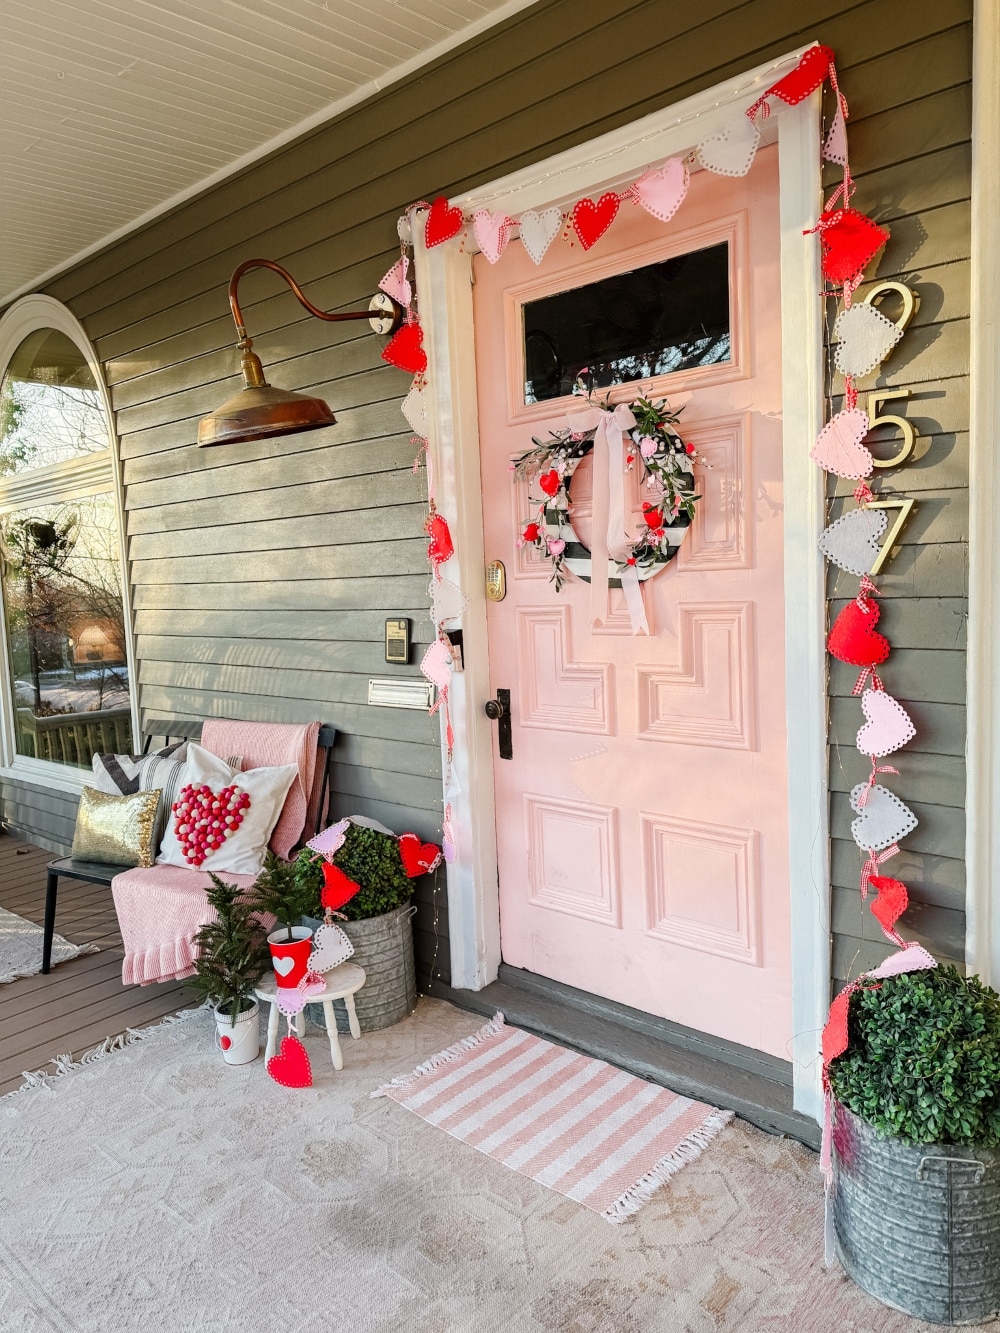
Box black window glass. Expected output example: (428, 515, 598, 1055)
(522, 242, 731, 403)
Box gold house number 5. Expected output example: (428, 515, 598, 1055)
(867, 389, 916, 469)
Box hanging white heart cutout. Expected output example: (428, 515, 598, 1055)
(696, 113, 761, 177)
(818, 507, 888, 576)
(850, 783, 918, 852)
(518, 208, 562, 266)
(834, 302, 905, 379)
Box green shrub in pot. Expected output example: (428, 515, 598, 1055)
(190, 874, 270, 1063)
(827, 964, 1000, 1324)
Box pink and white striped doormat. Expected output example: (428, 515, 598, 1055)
(373, 1013, 732, 1223)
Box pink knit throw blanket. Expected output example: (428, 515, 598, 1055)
(112, 865, 257, 986)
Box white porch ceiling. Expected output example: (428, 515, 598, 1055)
(0, 0, 538, 304)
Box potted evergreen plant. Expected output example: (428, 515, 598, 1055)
(828, 964, 1000, 1325)
(250, 852, 322, 987)
(190, 874, 270, 1064)
(297, 821, 427, 1031)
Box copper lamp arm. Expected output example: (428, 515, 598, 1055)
(228, 257, 401, 342)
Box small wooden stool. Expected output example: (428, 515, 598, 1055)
(255, 962, 366, 1071)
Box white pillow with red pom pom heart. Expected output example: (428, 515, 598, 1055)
(158, 742, 298, 875)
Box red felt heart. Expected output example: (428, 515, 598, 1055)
(425, 196, 465, 248)
(425, 511, 454, 566)
(266, 1034, 312, 1088)
(766, 44, 834, 106)
(868, 875, 909, 937)
(399, 832, 442, 878)
(643, 507, 664, 529)
(571, 193, 620, 250)
(321, 862, 361, 911)
(381, 322, 427, 375)
(538, 469, 560, 497)
(172, 782, 250, 868)
(827, 598, 890, 668)
(821, 988, 851, 1071)
(817, 208, 890, 287)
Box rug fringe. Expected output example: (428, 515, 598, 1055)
(0, 942, 101, 985)
(8, 1002, 211, 1098)
(601, 1106, 735, 1224)
(371, 1011, 506, 1097)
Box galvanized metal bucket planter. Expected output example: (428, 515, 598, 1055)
(832, 1102, 1000, 1325)
(337, 904, 417, 1031)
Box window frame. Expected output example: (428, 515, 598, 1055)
(0, 294, 139, 794)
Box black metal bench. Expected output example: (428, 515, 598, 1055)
(42, 719, 336, 973)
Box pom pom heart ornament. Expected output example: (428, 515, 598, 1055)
(308, 922, 354, 973)
(809, 408, 873, 480)
(834, 302, 905, 379)
(634, 159, 688, 223)
(818, 507, 887, 576)
(518, 208, 562, 266)
(321, 862, 361, 912)
(266, 1034, 312, 1089)
(816, 208, 890, 287)
(473, 210, 513, 265)
(696, 113, 760, 178)
(850, 782, 918, 853)
(827, 598, 890, 670)
(399, 833, 442, 878)
(382, 323, 427, 375)
(571, 194, 620, 250)
(857, 688, 915, 758)
(425, 196, 464, 248)
(172, 783, 249, 868)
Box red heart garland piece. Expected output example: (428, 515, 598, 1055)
(266, 1034, 312, 1088)
(321, 862, 361, 911)
(643, 507, 664, 530)
(827, 598, 890, 668)
(538, 469, 560, 497)
(571, 193, 620, 250)
(425, 511, 454, 566)
(381, 323, 427, 375)
(399, 832, 442, 878)
(868, 875, 909, 937)
(821, 988, 851, 1071)
(765, 45, 835, 106)
(425, 196, 465, 248)
(172, 782, 250, 869)
(817, 208, 890, 287)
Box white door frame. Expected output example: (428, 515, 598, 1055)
(415, 45, 829, 1121)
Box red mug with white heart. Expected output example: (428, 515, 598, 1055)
(267, 927, 314, 988)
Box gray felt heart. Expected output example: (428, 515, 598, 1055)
(818, 507, 888, 576)
(850, 782, 918, 852)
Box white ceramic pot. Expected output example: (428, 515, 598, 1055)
(214, 999, 260, 1065)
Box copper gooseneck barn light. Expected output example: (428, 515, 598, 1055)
(197, 257, 403, 448)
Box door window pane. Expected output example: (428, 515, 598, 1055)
(522, 242, 731, 403)
(1, 494, 132, 766)
(0, 329, 109, 475)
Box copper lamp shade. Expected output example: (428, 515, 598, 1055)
(198, 258, 402, 449)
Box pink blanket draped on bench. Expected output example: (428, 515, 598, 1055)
(112, 719, 321, 986)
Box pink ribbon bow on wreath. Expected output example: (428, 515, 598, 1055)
(564, 402, 647, 635)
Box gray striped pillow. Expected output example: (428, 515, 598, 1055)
(90, 746, 243, 851)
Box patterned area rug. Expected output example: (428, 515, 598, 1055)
(375, 1013, 731, 1222)
(0, 999, 978, 1332)
(0, 905, 99, 983)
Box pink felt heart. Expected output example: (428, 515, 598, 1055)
(634, 159, 689, 224)
(472, 209, 512, 264)
(378, 257, 411, 307)
(420, 638, 453, 692)
(856, 688, 915, 758)
(547, 538, 565, 556)
(809, 408, 873, 479)
(869, 944, 937, 978)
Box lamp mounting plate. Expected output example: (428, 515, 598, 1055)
(369, 293, 401, 335)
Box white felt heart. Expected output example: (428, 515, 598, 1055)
(378, 257, 411, 307)
(518, 208, 562, 265)
(857, 688, 916, 758)
(273, 955, 295, 978)
(834, 302, 905, 378)
(432, 576, 469, 626)
(696, 114, 761, 177)
(818, 506, 888, 576)
(809, 408, 873, 479)
(401, 381, 429, 436)
(308, 922, 354, 973)
(397, 213, 412, 244)
(634, 158, 689, 223)
(850, 783, 918, 852)
(473, 209, 512, 264)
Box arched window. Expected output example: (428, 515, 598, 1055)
(0, 296, 136, 784)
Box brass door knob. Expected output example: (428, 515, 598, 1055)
(484, 698, 505, 721)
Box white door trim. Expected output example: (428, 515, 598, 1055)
(415, 45, 829, 1120)
(965, 0, 999, 983)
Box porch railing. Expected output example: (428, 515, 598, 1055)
(15, 707, 134, 767)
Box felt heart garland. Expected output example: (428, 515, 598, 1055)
(382, 322, 427, 375)
(399, 832, 442, 877)
(814, 208, 890, 287)
(425, 510, 454, 568)
(856, 688, 915, 758)
(570, 194, 620, 250)
(809, 409, 873, 479)
(379, 257, 411, 307)
(518, 208, 562, 265)
(850, 782, 918, 853)
(473, 209, 514, 264)
(696, 113, 761, 177)
(633, 159, 689, 223)
(867, 874, 910, 946)
(834, 301, 905, 378)
(267, 1033, 312, 1088)
(818, 507, 887, 576)
(425, 196, 465, 247)
(308, 923, 354, 972)
(321, 862, 361, 911)
(827, 595, 890, 671)
(763, 44, 835, 106)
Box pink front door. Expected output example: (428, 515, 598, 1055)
(473, 146, 791, 1058)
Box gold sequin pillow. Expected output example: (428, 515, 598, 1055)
(71, 786, 161, 868)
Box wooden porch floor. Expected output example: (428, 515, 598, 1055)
(0, 834, 195, 1095)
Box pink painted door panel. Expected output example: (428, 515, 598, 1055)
(473, 147, 791, 1057)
